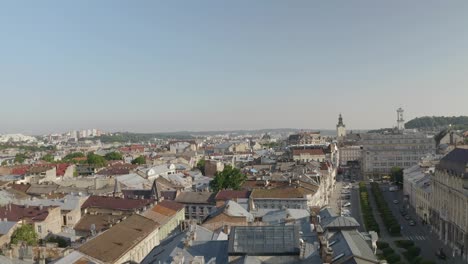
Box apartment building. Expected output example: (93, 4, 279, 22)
(430, 148, 468, 260)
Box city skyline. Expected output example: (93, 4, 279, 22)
(1, 1, 468, 134)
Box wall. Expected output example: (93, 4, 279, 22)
(116, 227, 159, 264)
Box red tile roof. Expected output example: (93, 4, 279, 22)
(0, 204, 56, 222)
(215, 190, 251, 201)
(11, 165, 31, 175)
(10, 183, 31, 193)
(292, 149, 325, 155)
(157, 200, 184, 212)
(55, 163, 70, 176)
(81, 196, 154, 211)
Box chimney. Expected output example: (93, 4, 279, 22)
(223, 225, 231, 235)
(324, 247, 334, 263)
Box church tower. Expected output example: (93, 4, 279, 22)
(337, 114, 346, 139)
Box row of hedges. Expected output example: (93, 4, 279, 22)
(380, 243, 401, 264)
(395, 240, 435, 263)
(370, 183, 401, 236)
(359, 182, 380, 233)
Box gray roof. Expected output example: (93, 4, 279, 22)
(175, 192, 215, 205)
(262, 209, 310, 224)
(20, 194, 87, 211)
(141, 226, 228, 264)
(208, 200, 253, 222)
(228, 225, 300, 256)
(0, 221, 18, 235)
(321, 216, 360, 230)
(329, 230, 378, 263)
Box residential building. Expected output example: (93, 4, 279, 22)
(81, 196, 154, 216)
(430, 148, 468, 260)
(202, 200, 253, 231)
(339, 145, 362, 166)
(292, 148, 326, 162)
(142, 200, 185, 241)
(0, 220, 20, 247)
(0, 204, 62, 239)
(78, 214, 159, 264)
(20, 193, 89, 228)
(288, 131, 326, 147)
(214, 190, 250, 207)
(175, 192, 216, 223)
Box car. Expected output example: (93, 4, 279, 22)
(343, 202, 351, 207)
(393, 200, 399, 204)
(409, 221, 416, 226)
(405, 215, 411, 220)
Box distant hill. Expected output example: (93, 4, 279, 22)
(405, 116, 468, 130)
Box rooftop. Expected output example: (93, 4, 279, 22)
(228, 225, 300, 256)
(81, 196, 153, 211)
(79, 214, 158, 263)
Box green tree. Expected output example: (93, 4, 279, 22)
(86, 153, 107, 167)
(196, 159, 206, 174)
(210, 165, 247, 192)
(11, 224, 38, 246)
(104, 151, 123, 161)
(14, 153, 28, 164)
(63, 152, 85, 162)
(45, 236, 69, 248)
(131, 155, 146, 165)
(390, 167, 403, 186)
(1, 160, 7, 166)
(42, 154, 54, 163)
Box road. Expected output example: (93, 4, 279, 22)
(379, 184, 464, 263)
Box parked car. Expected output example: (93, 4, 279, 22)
(393, 200, 399, 204)
(409, 221, 416, 226)
(405, 215, 411, 220)
(343, 202, 351, 207)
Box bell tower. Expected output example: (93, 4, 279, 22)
(336, 114, 346, 139)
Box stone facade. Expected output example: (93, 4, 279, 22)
(430, 148, 468, 260)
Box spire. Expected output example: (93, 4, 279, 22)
(151, 179, 160, 202)
(337, 114, 344, 127)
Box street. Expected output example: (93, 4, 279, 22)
(379, 184, 465, 263)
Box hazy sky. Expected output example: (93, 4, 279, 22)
(1, 1, 468, 134)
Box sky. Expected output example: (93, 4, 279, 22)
(1, 1, 468, 135)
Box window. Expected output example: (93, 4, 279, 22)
(37, 225, 42, 233)
(67, 216, 73, 220)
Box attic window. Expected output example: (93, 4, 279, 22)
(329, 240, 338, 246)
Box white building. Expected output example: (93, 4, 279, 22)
(430, 148, 468, 260)
(361, 131, 435, 179)
(339, 145, 362, 166)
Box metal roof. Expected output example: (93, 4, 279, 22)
(228, 225, 300, 256)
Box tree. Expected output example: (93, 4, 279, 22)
(63, 152, 85, 162)
(45, 236, 69, 248)
(210, 165, 247, 192)
(42, 154, 54, 163)
(390, 167, 403, 186)
(131, 155, 146, 165)
(11, 224, 38, 246)
(104, 151, 123, 161)
(86, 153, 107, 167)
(1, 160, 7, 166)
(14, 153, 28, 164)
(196, 159, 206, 174)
